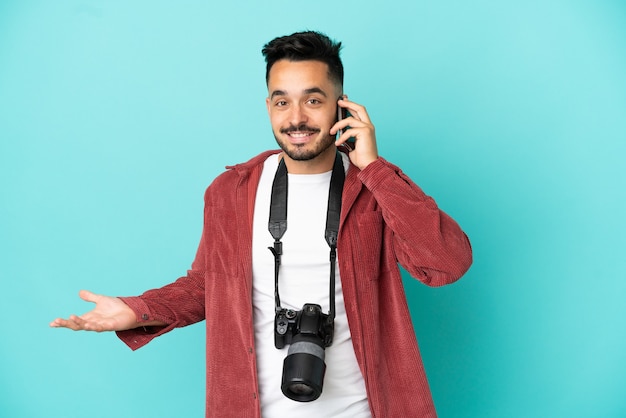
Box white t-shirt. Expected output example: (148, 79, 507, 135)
(251, 153, 371, 418)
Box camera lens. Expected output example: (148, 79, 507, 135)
(281, 336, 326, 402)
(287, 383, 315, 397)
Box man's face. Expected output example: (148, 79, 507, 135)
(266, 60, 342, 162)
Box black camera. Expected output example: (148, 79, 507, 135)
(274, 303, 334, 402)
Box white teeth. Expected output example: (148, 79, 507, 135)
(289, 132, 312, 138)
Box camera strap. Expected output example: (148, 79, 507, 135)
(268, 152, 345, 322)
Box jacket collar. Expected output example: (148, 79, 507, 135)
(225, 149, 281, 175)
(229, 148, 364, 227)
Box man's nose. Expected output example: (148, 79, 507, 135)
(289, 104, 308, 125)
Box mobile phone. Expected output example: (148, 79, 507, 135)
(337, 106, 347, 137)
(336, 95, 352, 140)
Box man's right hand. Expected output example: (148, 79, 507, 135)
(50, 290, 139, 332)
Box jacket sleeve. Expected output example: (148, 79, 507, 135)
(357, 158, 472, 286)
(115, 190, 212, 350)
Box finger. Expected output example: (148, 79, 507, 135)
(79, 289, 99, 304)
(49, 318, 66, 328)
(50, 316, 82, 331)
(70, 314, 105, 332)
(337, 97, 361, 122)
(338, 98, 371, 124)
(335, 129, 361, 148)
(331, 118, 352, 136)
(334, 121, 371, 143)
(336, 129, 360, 146)
(332, 115, 370, 136)
(69, 314, 89, 329)
(50, 317, 74, 328)
(336, 141, 354, 152)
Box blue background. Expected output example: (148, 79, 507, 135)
(1, 1, 625, 417)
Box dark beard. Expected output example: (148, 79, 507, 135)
(274, 125, 335, 161)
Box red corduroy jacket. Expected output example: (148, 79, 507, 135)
(117, 150, 472, 417)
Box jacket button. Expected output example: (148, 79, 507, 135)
(142, 314, 149, 321)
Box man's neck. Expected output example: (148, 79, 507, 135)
(280, 147, 337, 174)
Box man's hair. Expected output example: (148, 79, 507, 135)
(262, 31, 344, 88)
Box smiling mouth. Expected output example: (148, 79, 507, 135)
(289, 131, 316, 138)
(287, 132, 316, 145)
(281, 126, 320, 143)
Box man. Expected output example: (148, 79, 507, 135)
(51, 31, 472, 417)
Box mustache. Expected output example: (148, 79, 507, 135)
(280, 124, 321, 134)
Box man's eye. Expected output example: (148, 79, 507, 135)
(307, 99, 321, 105)
(275, 100, 288, 107)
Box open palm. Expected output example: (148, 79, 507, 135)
(50, 290, 137, 332)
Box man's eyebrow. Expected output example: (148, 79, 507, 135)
(270, 90, 287, 99)
(269, 87, 328, 99)
(303, 87, 327, 97)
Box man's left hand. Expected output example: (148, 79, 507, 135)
(332, 96, 379, 170)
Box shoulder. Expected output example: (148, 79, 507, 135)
(203, 149, 280, 203)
